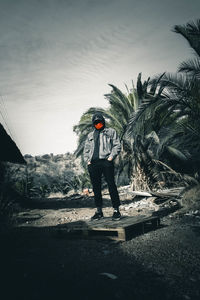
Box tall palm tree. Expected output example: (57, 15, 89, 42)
(125, 19, 200, 189)
(158, 19, 200, 169)
(125, 73, 175, 190)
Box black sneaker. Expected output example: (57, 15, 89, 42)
(91, 211, 104, 221)
(112, 210, 121, 221)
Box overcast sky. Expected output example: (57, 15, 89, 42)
(0, 0, 199, 155)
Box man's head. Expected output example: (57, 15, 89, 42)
(92, 113, 105, 130)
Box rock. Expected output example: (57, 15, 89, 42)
(83, 188, 89, 196)
(132, 191, 152, 197)
(100, 272, 118, 279)
(124, 204, 134, 211)
(102, 250, 110, 255)
(183, 295, 191, 300)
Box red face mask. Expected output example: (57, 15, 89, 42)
(95, 122, 104, 130)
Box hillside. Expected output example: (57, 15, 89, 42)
(4, 153, 86, 199)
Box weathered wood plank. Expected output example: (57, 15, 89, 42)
(56, 215, 160, 241)
(117, 228, 126, 241)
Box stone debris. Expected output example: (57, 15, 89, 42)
(150, 187, 185, 198)
(121, 197, 158, 212)
(132, 191, 152, 197)
(100, 272, 118, 280)
(185, 210, 200, 217)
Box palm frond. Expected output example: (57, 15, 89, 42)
(149, 72, 166, 95)
(106, 84, 133, 116)
(166, 146, 187, 161)
(173, 19, 200, 56)
(178, 58, 200, 79)
(126, 96, 163, 136)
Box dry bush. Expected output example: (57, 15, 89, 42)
(180, 184, 200, 211)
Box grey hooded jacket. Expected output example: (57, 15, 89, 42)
(83, 127, 121, 164)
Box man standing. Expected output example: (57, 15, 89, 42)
(83, 113, 121, 220)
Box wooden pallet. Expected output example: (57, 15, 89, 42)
(56, 215, 160, 241)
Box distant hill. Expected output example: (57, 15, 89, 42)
(5, 152, 87, 198)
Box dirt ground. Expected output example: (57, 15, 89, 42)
(1, 187, 200, 300)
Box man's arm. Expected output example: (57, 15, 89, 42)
(83, 134, 92, 164)
(109, 129, 121, 160)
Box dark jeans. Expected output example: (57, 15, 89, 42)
(88, 159, 120, 208)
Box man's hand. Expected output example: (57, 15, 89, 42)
(107, 157, 113, 161)
(88, 161, 91, 165)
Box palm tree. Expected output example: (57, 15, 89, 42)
(125, 73, 175, 190)
(126, 19, 200, 189)
(158, 19, 200, 174)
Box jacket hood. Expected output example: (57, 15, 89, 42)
(92, 113, 105, 126)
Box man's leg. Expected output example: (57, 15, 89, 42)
(88, 162, 103, 208)
(102, 160, 120, 209)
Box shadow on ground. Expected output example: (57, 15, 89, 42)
(0, 220, 182, 300)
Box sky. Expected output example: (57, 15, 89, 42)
(0, 0, 199, 156)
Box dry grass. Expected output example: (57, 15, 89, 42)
(179, 184, 200, 211)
